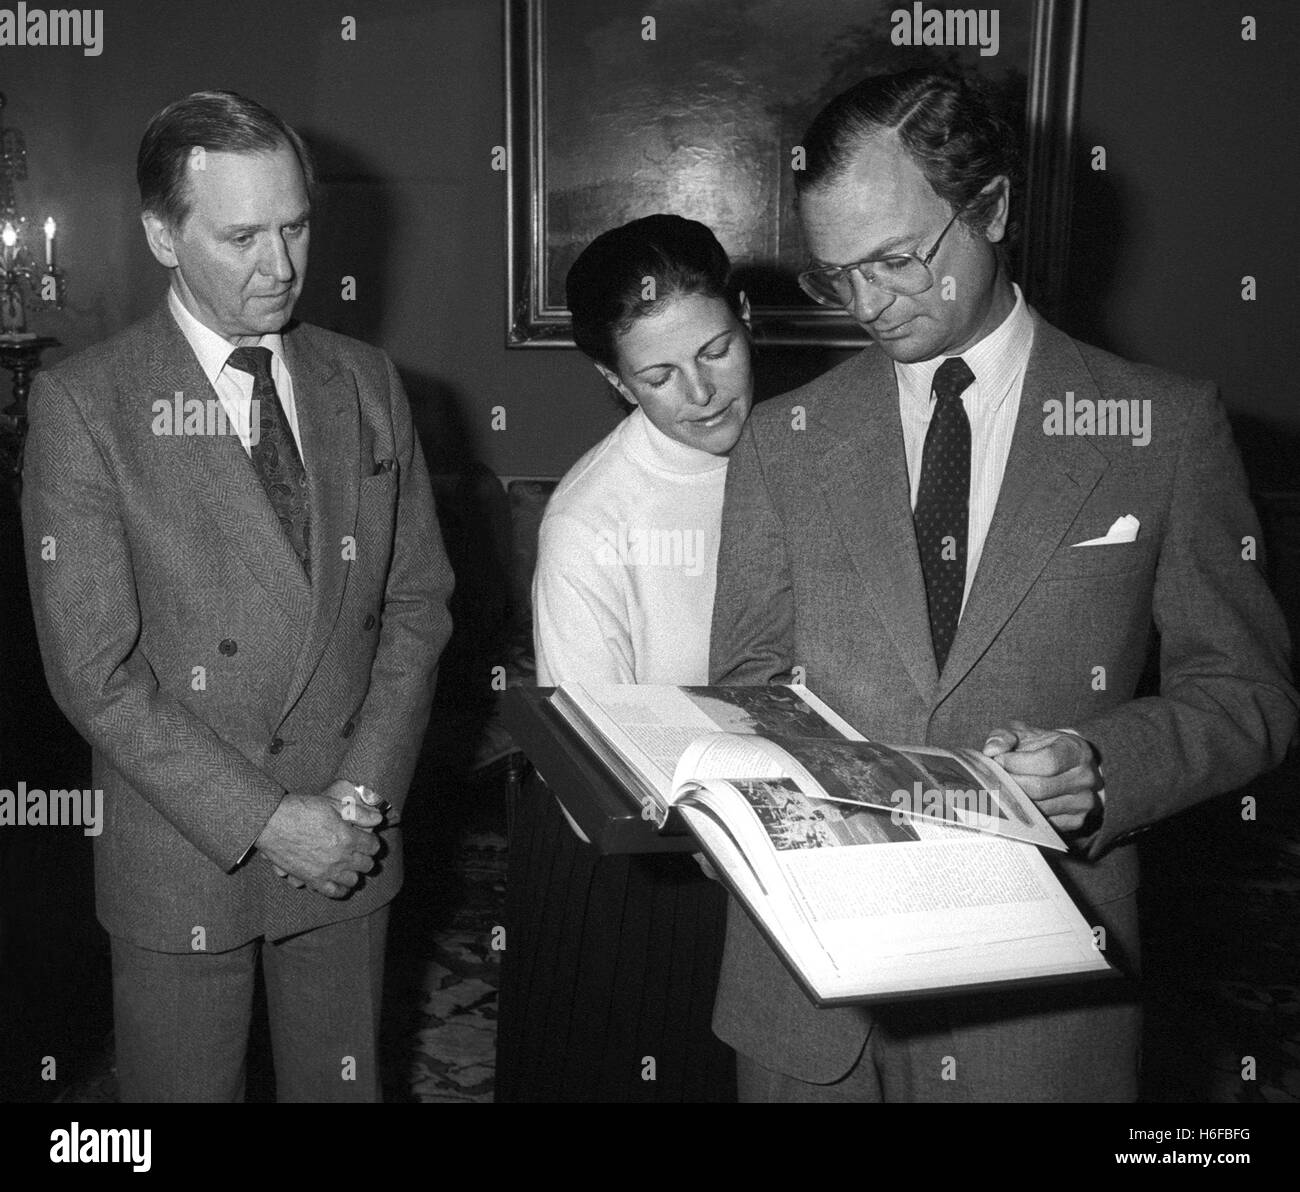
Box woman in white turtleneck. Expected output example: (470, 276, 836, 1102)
(498, 215, 752, 1104)
(533, 328, 745, 685)
(534, 260, 752, 683)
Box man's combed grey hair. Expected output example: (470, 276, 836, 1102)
(137, 89, 316, 227)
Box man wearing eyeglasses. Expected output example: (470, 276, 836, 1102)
(709, 68, 1296, 1102)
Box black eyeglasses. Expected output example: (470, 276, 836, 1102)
(797, 206, 967, 308)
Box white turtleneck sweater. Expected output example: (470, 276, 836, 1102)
(533, 407, 728, 686)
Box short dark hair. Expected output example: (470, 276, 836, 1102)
(137, 90, 316, 227)
(796, 69, 1023, 244)
(566, 213, 742, 372)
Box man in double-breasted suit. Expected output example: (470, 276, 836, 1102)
(21, 91, 453, 1101)
(710, 70, 1296, 1101)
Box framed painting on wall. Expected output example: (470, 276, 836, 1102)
(506, 0, 1084, 348)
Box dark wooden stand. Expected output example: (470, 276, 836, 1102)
(499, 685, 698, 854)
(0, 335, 58, 484)
(494, 686, 736, 1101)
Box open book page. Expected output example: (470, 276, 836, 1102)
(671, 730, 1062, 851)
(551, 683, 858, 812)
(671, 731, 793, 793)
(677, 775, 1107, 1002)
(765, 735, 1063, 851)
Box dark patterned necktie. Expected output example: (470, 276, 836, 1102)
(226, 346, 311, 580)
(913, 356, 974, 673)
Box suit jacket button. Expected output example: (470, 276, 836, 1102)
(268, 737, 284, 754)
(341, 721, 355, 738)
(363, 614, 376, 630)
(219, 639, 237, 656)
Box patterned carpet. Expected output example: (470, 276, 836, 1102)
(385, 829, 506, 1103)
(1138, 772, 1300, 1103)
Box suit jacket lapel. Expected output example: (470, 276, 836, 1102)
(141, 301, 314, 623)
(936, 315, 1110, 703)
(276, 325, 360, 721)
(813, 347, 938, 701)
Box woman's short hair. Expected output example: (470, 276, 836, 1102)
(566, 213, 741, 371)
(796, 68, 1024, 244)
(138, 90, 316, 228)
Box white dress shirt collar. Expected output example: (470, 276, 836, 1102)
(167, 287, 287, 384)
(894, 282, 1033, 410)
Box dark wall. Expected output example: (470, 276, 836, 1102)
(0, 0, 601, 479)
(1064, 0, 1299, 491)
(0, 0, 849, 484)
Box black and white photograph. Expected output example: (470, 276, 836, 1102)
(773, 735, 936, 809)
(0, 0, 1296, 1170)
(682, 684, 852, 739)
(775, 734, 1019, 823)
(733, 776, 920, 849)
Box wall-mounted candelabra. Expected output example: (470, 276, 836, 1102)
(0, 90, 65, 484)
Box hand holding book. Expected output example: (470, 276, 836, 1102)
(982, 720, 1104, 836)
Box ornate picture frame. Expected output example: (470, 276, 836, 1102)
(506, 0, 1084, 348)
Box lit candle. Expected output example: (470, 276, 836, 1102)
(1, 222, 15, 251)
(44, 217, 56, 270)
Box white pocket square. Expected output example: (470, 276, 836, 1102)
(1071, 514, 1140, 548)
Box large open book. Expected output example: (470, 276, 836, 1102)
(550, 683, 1114, 1006)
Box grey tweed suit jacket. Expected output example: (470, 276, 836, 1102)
(21, 298, 454, 952)
(710, 312, 1297, 1096)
